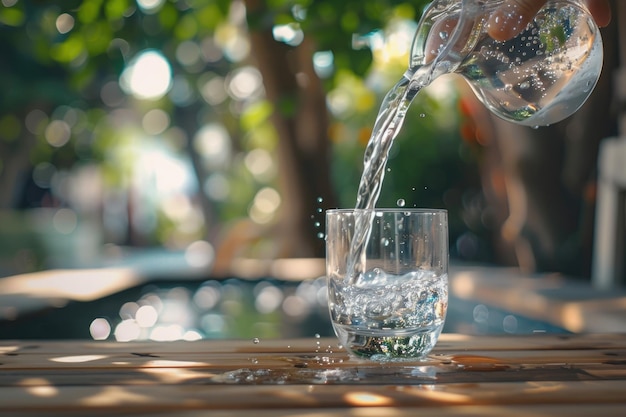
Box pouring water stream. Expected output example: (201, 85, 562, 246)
(347, 3, 471, 285)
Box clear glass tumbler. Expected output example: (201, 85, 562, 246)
(326, 208, 448, 360)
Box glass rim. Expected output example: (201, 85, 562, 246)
(326, 208, 447, 215)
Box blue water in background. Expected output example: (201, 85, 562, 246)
(0, 276, 568, 341)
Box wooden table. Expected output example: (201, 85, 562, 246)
(1, 333, 626, 416)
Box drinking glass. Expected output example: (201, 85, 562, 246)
(326, 208, 449, 360)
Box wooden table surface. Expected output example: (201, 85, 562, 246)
(1, 333, 626, 416)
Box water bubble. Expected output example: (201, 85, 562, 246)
(314, 221, 321, 228)
(317, 232, 325, 239)
(419, 113, 426, 118)
(438, 31, 448, 40)
(314, 333, 321, 338)
(519, 81, 530, 90)
(253, 337, 260, 344)
(317, 197, 323, 203)
(396, 199, 406, 207)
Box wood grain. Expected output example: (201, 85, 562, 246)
(1, 334, 625, 415)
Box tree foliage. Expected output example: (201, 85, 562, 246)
(1, 0, 483, 265)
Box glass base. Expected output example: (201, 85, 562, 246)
(333, 323, 443, 361)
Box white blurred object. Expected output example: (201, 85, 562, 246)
(592, 137, 626, 289)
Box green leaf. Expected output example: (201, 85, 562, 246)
(83, 21, 113, 55)
(105, 0, 130, 20)
(175, 14, 199, 40)
(196, 3, 224, 31)
(52, 35, 85, 63)
(340, 11, 359, 33)
(77, 0, 104, 24)
(159, 2, 179, 31)
(343, 49, 373, 77)
(0, 114, 21, 142)
(0, 7, 25, 27)
(241, 100, 274, 131)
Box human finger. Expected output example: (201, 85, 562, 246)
(486, 0, 611, 41)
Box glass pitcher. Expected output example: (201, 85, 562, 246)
(409, 0, 603, 126)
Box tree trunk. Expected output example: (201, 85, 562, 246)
(245, 0, 338, 258)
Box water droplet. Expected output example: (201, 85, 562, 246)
(519, 81, 530, 90)
(314, 333, 321, 339)
(419, 113, 426, 118)
(317, 197, 323, 203)
(317, 232, 325, 239)
(253, 337, 260, 344)
(439, 31, 448, 40)
(396, 198, 406, 207)
(314, 221, 321, 228)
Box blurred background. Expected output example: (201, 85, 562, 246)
(0, 0, 622, 341)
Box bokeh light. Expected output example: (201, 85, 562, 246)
(170, 75, 195, 106)
(89, 318, 111, 340)
(199, 74, 228, 105)
(100, 81, 126, 107)
(184, 240, 214, 269)
(226, 66, 263, 101)
(52, 208, 78, 235)
(85, 275, 333, 341)
(272, 23, 304, 46)
(176, 40, 202, 68)
(193, 123, 232, 169)
(142, 109, 170, 135)
(114, 319, 141, 342)
(136, 305, 158, 327)
(244, 149, 274, 181)
(25, 109, 48, 134)
(313, 51, 334, 79)
(120, 50, 172, 100)
(203, 173, 230, 201)
(137, 0, 165, 14)
(32, 162, 56, 189)
(55, 13, 75, 34)
(254, 282, 283, 314)
(249, 187, 281, 224)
